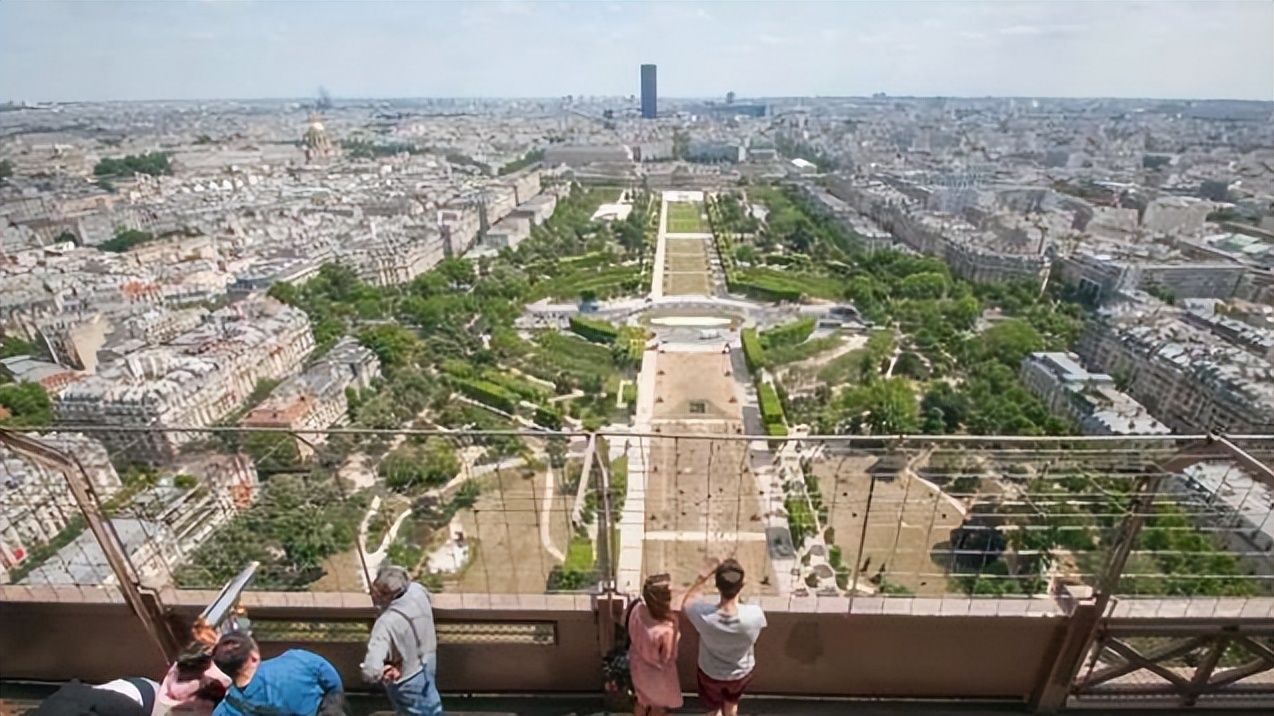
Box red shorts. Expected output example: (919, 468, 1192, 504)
(697, 667, 754, 710)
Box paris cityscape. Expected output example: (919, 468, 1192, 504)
(0, 0, 1270, 626)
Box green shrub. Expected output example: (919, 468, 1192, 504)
(741, 329, 767, 372)
(760, 317, 815, 349)
(757, 382, 786, 426)
(534, 405, 563, 430)
(569, 315, 619, 344)
(450, 377, 517, 414)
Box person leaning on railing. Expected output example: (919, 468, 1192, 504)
(211, 632, 346, 716)
(360, 564, 441, 716)
(627, 573, 683, 716)
(156, 641, 231, 716)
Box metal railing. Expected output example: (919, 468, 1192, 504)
(2, 426, 1271, 710)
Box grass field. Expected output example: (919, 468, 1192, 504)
(449, 468, 576, 594)
(665, 273, 713, 295)
(663, 237, 713, 296)
(813, 457, 963, 596)
(666, 202, 707, 233)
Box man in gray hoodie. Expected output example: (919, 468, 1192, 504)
(361, 564, 440, 716)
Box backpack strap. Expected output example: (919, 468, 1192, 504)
(618, 598, 641, 649)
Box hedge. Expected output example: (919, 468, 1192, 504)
(569, 315, 619, 344)
(740, 329, 767, 372)
(537, 332, 614, 365)
(441, 359, 476, 378)
(733, 268, 844, 302)
(730, 277, 802, 303)
(481, 369, 550, 402)
(760, 317, 815, 350)
(757, 382, 786, 427)
(534, 405, 564, 430)
(451, 377, 517, 414)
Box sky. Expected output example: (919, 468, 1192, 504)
(2, 0, 1271, 103)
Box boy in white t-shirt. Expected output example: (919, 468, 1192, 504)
(681, 557, 767, 716)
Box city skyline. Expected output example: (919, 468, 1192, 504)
(1, 0, 1272, 103)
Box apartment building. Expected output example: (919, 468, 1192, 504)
(1076, 298, 1274, 435)
(343, 231, 445, 287)
(1019, 352, 1170, 436)
(437, 203, 481, 258)
(0, 433, 121, 577)
(240, 337, 381, 455)
(53, 297, 315, 461)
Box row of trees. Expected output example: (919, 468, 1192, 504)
(94, 152, 171, 178)
(98, 228, 157, 253)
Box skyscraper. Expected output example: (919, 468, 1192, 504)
(640, 64, 657, 119)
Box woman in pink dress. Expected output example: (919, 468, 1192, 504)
(628, 573, 683, 716)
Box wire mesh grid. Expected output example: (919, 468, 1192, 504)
(607, 431, 1274, 615)
(0, 426, 605, 597)
(2, 428, 1271, 618)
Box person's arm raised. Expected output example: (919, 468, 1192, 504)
(679, 556, 720, 612)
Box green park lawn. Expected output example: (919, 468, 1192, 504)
(666, 202, 706, 233)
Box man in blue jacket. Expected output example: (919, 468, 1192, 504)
(212, 632, 345, 716)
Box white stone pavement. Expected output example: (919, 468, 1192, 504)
(616, 343, 658, 595)
(539, 463, 566, 563)
(649, 198, 669, 299)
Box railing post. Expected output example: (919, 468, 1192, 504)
(0, 428, 181, 662)
(595, 433, 616, 595)
(846, 450, 880, 613)
(1030, 585, 1101, 713)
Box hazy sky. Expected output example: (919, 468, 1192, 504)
(2, 0, 1271, 102)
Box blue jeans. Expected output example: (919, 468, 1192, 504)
(385, 661, 442, 716)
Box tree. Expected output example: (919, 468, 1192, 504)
(98, 228, 155, 253)
(898, 271, 948, 300)
(94, 152, 172, 178)
(0, 336, 36, 359)
(0, 159, 12, 181)
(672, 131, 690, 160)
(920, 383, 972, 433)
(978, 319, 1044, 367)
(381, 438, 460, 492)
(243, 432, 303, 472)
(833, 378, 919, 434)
(0, 383, 52, 427)
(358, 325, 421, 369)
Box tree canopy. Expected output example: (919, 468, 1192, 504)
(94, 152, 171, 178)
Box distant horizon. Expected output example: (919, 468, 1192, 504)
(5, 93, 1272, 106)
(1, 1, 1270, 104)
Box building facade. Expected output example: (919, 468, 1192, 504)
(1019, 352, 1170, 436)
(640, 64, 657, 119)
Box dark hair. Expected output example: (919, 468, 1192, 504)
(176, 641, 215, 682)
(715, 559, 745, 599)
(212, 632, 257, 680)
(642, 574, 673, 622)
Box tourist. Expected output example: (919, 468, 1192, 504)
(681, 558, 767, 716)
(360, 564, 441, 716)
(30, 677, 160, 716)
(627, 573, 682, 716)
(211, 633, 345, 716)
(157, 641, 231, 716)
